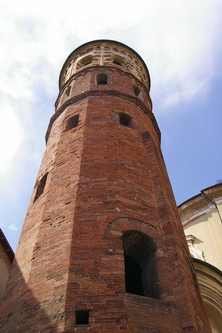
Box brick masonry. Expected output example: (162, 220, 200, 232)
(0, 40, 212, 332)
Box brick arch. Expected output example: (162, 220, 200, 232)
(104, 217, 176, 302)
(104, 217, 160, 240)
(104, 218, 161, 299)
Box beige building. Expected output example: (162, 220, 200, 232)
(179, 183, 222, 333)
(0, 229, 14, 304)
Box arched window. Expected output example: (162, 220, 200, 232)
(122, 230, 158, 298)
(112, 54, 126, 67)
(77, 54, 93, 69)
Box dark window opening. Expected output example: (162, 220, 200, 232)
(33, 173, 48, 202)
(113, 60, 122, 66)
(75, 310, 89, 325)
(119, 113, 132, 128)
(66, 114, 79, 131)
(77, 54, 93, 68)
(133, 86, 140, 96)
(133, 86, 144, 101)
(112, 54, 126, 67)
(96, 73, 108, 85)
(122, 230, 158, 299)
(124, 255, 143, 295)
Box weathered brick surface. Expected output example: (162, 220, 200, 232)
(0, 41, 211, 332)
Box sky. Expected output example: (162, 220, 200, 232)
(0, 0, 221, 251)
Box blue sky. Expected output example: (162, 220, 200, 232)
(0, 0, 222, 251)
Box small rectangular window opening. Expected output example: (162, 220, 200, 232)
(75, 310, 89, 325)
(133, 86, 144, 101)
(96, 73, 108, 85)
(119, 113, 132, 128)
(66, 114, 79, 131)
(33, 173, 48, 202)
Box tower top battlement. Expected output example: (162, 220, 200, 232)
(59, 39, 151, 91)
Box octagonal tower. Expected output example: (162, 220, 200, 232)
(0, 40, 211, 333)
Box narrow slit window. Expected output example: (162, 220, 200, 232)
(66, 114, 79, 131)
(119, 113, 132, 128)
(34, 173, 48, 202)
(75, 310, 89, 325)
(96, 73, 108, 85)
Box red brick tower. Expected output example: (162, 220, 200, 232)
(0, 40, 211, 333)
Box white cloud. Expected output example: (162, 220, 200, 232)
(9, 224, 18, 231)
(137, 1, 222, 109)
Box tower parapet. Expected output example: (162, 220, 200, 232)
(59, 40, 150, 90)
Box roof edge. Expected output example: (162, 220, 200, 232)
(178, 183, 222, 208)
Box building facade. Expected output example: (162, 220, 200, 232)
(179, 183, 222, 333)
(0, 40, 212, 332)
(0, 229, 14, 304)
